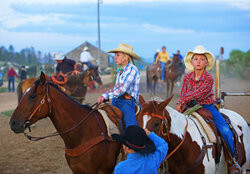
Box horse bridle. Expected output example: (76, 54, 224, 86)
(23, 82, 99, 141)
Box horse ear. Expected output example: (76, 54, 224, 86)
(159, 95, 174, 111)
(139, 95, 145, 105)
(40, 71, 46, 85)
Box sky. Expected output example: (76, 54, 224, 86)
(0, 0, 249, 62)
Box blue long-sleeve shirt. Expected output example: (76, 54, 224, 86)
(114, 132, 168, 174)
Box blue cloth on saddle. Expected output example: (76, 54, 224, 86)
(114, 132, 168, 174)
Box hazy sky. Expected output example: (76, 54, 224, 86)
(0, 0, 249, 62)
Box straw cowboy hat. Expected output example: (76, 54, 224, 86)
(112, 126, 156, 154)
(83, 46, 89, 51)
(54, 53, 65, 60)
(184, 45, 215, 71)
(108, 43, 140, 60)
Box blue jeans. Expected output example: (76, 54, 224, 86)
(112, 98, 137, 128)
(160, 61, 165, 80)
(202, 104, 235, 155)
(8, 77, 15, 92)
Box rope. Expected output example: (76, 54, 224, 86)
(183, 105, 202, 115)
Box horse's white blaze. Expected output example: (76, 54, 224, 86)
(23, 87, 31, 96)
(143, 115, 151, 129)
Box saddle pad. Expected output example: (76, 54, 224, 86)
(98, 109, 120, 136)
(191, 112, 216, 143)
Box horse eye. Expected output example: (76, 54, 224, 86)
(30, 94, 36, 99)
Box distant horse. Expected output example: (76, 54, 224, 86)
(10, 72, 120, 174)
(137, 96, 250, 174)
(146, 63, 161, 95)
(165, 54, 185, 97)
(17, 66, 103, 103)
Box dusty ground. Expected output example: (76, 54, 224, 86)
(0, 72, 249, 174)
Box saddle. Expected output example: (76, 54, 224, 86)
(182, 103, 246, 169)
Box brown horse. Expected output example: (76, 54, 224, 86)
(146, 63, 161, 95)
(165, 54, 185, 97)
(10, 72, 120, 174)
(17, 67, 103, 103)
(137, 96, 250, 174)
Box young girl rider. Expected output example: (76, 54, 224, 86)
(97, 43, 140, 128)
(176, 45, 240, 173)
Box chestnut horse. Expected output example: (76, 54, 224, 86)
(165, 54, 185, 97)
(137, 96, 250, 174)
(17, 66, 103, 103)
(10, 72, 120, 174)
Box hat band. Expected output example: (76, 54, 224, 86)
(126, 141, 145, 149)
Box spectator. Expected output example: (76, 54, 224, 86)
(19, 66, 27, 81)
(7, 66, 19, 92)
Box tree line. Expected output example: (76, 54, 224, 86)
(0, 45, 54, 66)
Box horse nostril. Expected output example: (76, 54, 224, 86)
(10, 120, 16, 129)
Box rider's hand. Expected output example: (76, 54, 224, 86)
(97, 96, 105, 104)
(176, 104, 182, 113)
(144, 128, 151, 136)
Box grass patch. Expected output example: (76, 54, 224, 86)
(1, 109, 14, 117)
(0, 87, 8, 93)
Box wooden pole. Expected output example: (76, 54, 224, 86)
(215, 59, 220, 109)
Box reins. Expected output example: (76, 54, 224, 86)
(24, 82, 99, 141)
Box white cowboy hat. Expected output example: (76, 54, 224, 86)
(156, 49, 160, 53)
(83, 46, 88, 51)
(184, 45, 215, 71)
(54, 53, 64, 60)
(108, 43, 140, 60)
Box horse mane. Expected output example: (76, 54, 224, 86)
(34, 79, 92, 110)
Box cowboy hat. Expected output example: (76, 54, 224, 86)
(83, 46, 88, 51)
(54, 53, 65, 60)
(108, 43, 140, 60)
(112, 126, 156, 154)
(184, 45, 215, 71)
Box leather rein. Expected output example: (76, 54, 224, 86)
(23, 82, 110, 157)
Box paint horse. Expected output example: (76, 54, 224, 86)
(10, 72, 120, 174)
(137, 96, 250, 174)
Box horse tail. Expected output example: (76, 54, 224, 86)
(17, 81, 23, 103)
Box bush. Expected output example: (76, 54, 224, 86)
(223, 50, 250, 79)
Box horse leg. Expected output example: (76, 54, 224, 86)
(166, 80, 170, 98)
(170, 80, 175, 96)
(153, 77, 158, 95)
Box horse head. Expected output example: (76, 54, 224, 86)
(10, 72, 51, 133)
(137, 96, 173, 135)
(88, 66, 103, 86)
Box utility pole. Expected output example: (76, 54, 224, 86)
(97, 0, 102, 66)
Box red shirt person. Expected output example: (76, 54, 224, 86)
(7, 66, 19, 92)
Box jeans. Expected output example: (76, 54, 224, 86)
(202, 104, 235, 155)
(83, 61, 95, 69)
(8, 77, 15, 92)
(112, 98, 137, 128)
(160, 61, 165, 80)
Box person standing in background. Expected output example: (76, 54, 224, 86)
(19, 66, 27, 81)
(7, 66, 19, 92)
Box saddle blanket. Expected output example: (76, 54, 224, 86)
(98, 109, 120, 136)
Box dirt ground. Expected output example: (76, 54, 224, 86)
(0, 72, 249, 174)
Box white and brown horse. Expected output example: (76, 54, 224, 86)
(137, 96, 250, 174)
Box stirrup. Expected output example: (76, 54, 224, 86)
(232, 157, 242, 173)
